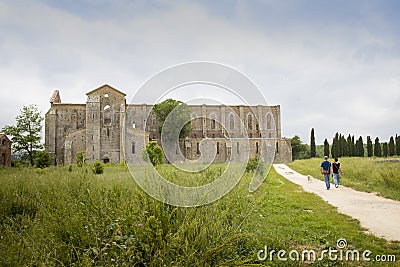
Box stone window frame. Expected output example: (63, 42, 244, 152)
(229, 113, 235, 131)
(209, 112, 217, 130)
(247, 112, 253, 131)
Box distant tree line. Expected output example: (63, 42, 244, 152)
(328, 133, 400, 158)
(291, 128, 400, 160)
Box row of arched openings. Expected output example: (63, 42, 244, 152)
(190, 112, 274, 130)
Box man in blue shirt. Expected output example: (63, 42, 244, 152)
(320, 156, 332, 190)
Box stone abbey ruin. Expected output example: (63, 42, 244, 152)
(45, 84, 292, 165)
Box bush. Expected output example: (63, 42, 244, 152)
(143, 141, 164, 166)
(11, 160, 22, 168)
(35, 151, 51, 169)
(246, 156, 259, 173)
(92, 161, 104, 174)
(76, 151, 86, 167)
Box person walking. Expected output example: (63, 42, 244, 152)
(320, 156, 332, 190)
(332, 158, 342, 188)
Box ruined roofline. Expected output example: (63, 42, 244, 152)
(50, 90, 61, 104)
(49, 103, 86, 107)
(127, 103, 280, 108)
(86, 84, 126, 96)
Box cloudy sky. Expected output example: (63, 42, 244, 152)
(1, 0, 399, 144)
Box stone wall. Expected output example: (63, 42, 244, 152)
(45, 84, 292, 166)
(0, 134, 12, 167)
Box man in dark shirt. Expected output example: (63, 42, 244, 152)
(320, 156, 332, 190)
(332, 158, 341, 188)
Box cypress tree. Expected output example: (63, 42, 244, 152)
(367, 136, 373, 157)
(341, 135, 349, 157)
(374, 137, 381, 157)
(347, 134, 353, 157)
(383, 142, 388, 157)
(388, 136, 395, 156)
(310, 128, 316, 158)
(331, 136, 335, 158)
(351, 135, 355, 156)
(357, 136, 364, 157)
(396, 134, 400, 156)
(332, 133, 339, 158)
(355, 139, 360, 157)
(324, 138, 329, 157)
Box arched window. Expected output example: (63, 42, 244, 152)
(132, 142, 136, 154)
(152, 117, 157, 130)
(210, 112, 217, 130)
(256, 142, 259, 154)
(103, 105, 111, 125)
(229, 113, 235, 130)
(191, 113, 198, 129)
(247, 113, 253, 130)
(266, 113, 272, 130)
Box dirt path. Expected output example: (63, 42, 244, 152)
(274, 164, 400, 242)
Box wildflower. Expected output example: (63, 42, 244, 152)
(138, 223, 143, 227)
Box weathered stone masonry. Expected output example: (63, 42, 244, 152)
(45, 84, 292, 165)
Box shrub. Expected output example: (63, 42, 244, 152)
(76, 151, 86, 167)
(92, 161, 104, 174)
(143, 141, 164, 166)
(246, 156, 259, 173)
(11, 160, 22, 168)
(35, 151, 51, 169)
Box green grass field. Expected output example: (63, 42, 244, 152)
(0, 164, 399, 266)
(287, 157, 400, 201)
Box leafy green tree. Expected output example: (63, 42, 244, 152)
(367, 136, 373, 157)
(35, 150, 51, 169)
(153, 99, 191, 163)
(2, 105, 43, 166)
(388, 136, 396, 156)
(351, 135, 355, 156)
(382, 142, 388, 157)
(374, 137, 381, 157)
(143, 141, 164, 166)
(291, 135, 310, 160)
(310, 128, 316, 158)
(153, 98, 192, 140)
(323, 139, 329, 157)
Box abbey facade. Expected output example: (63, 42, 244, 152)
(45, 84, 292, 165)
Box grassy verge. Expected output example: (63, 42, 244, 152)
(287, 157, 400, 201)
(0, 164, 399, 266)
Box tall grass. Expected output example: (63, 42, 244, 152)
(287, 157, 400, 200)
(0, 164, 399, 266)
